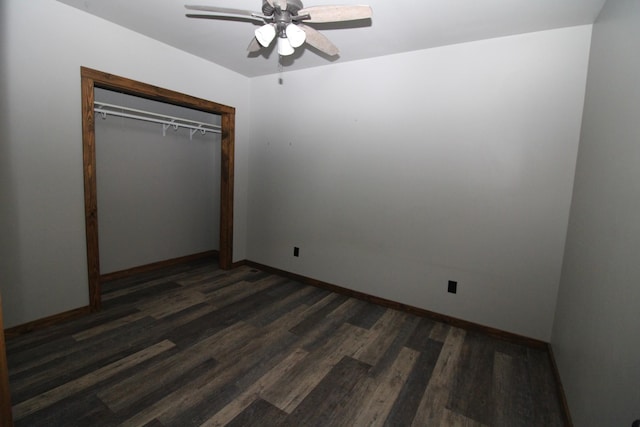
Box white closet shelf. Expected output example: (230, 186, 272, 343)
(94, 101, 221, 138)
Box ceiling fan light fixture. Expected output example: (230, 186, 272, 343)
(185, 1, 371, 60)
(277, 36, 295, 56)
(285, 23, 306, 48)
(255, 23, 276, 47)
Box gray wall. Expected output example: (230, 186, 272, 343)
(552, 0, 640, 425)
(0, 0, 250, 328)
(247, 26, 592, 341)
(95, 89, 220, 274)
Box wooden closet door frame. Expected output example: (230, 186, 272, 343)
(81, 67, 235, 311)
(0, 293, 13, 426)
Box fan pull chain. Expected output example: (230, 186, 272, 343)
(277, 57, 284, 84)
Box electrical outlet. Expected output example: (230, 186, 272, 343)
(448, 280, 457, 294)
(293, 247, 300, 257)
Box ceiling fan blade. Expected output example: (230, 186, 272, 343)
(185, 5, 258, 17)
(247, 37, 262, 53)
(298, 24, 339, 56)
(186, 13, 265, 24)
(298, 5, 372, 23)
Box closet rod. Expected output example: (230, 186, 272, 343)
(94, 101, 221, 138)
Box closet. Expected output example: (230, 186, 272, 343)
(81, 67, 235, 310)
(94, 88, 221, 275)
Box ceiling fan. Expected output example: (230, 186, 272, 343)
(185, 0, 372, 57)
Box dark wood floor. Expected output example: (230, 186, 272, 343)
(6, 260, 565, 426)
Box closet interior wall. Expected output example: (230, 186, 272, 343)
(95, 88, 221, 275)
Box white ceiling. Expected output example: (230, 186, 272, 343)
(57, 0, 606, 77)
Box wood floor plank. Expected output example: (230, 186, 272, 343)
(187, 268, 268, 295)
(293, 286, 332, 307)
(137, 289, 207, 319)
(8, 335, 84, 377)
(102, 262, 217, 299)
(447, 331, 496, 425)
(200, 347, 309, 427)
(15, 394, 118, 427)
(428, 321, 451, 342)
(119, 323, 300, 426)
(383, 339, 443, 426)
(101, 281, 182, 309)
(245, 284, 318, 328)
(526, 348, 565, 427)
(411, 327, 466, 426)
(101, 275, 174, 301)
(10, 316, 159, 401)
(13, 339, 175, 419)
(9, 302, 211, 383)
(5, 305, 141, 356)
(405, 317, 438, 352)
(368, 315, 420, 376)
(172, 268, 231, 288)
(224, 399, 288, 427)
(206, 297, 321, 365)
(261, 292, 343, 339)
(289, 294, 350, 337)
(159, 334, 303, 427)
(297, 298, 368, 352)
(109, 357, 219, 422)
(97, 321, 255, 412)
(353, 308, 409, 366)
(163, 282, 290, 349)
(202, 321, 262, 362)
(319, 370, 377, 427)
(261, 322, 371, 413)
(164, 343, 302, 427)
(350, 346, 419, 427)
(204, 275, 288, 310)
(493, 351, 534, 427)
(294, 290, 340, 313)
(284, 355, 372, 427)
(10, 299, 219, 403)
(347, 302, 387, 330)
(72, 311, 148, 341)
(441, 408, 490, 427)
(116, 358, 226, 427)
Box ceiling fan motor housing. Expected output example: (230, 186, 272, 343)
(263, 0, 303, 17)
(264, 1, 305, 39)
(275, 12, 293, 37)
